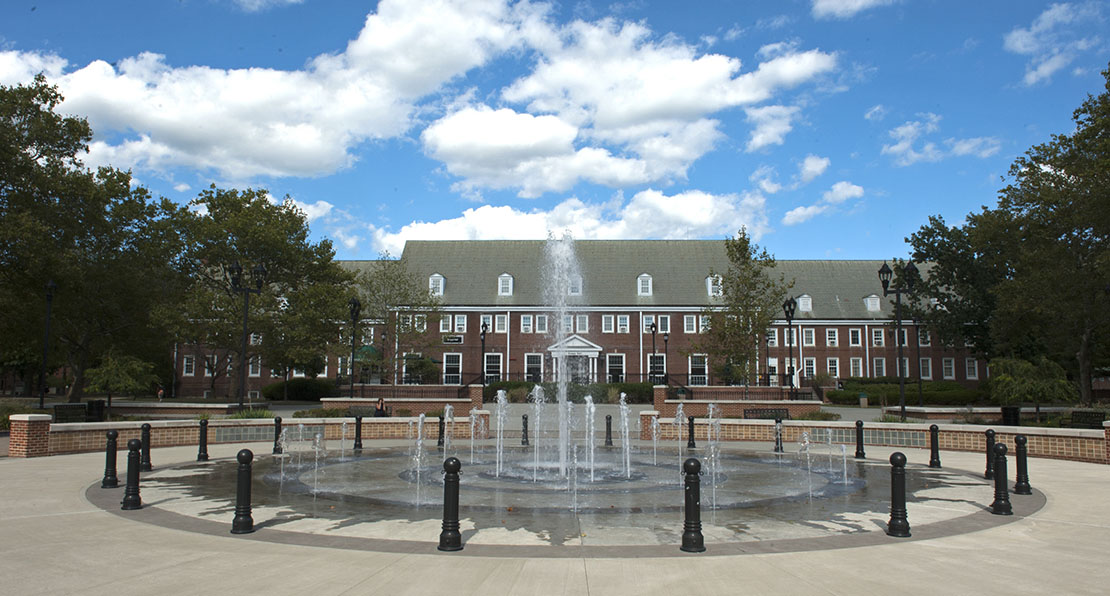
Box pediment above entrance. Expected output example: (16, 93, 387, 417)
(546, 334, 603, 355)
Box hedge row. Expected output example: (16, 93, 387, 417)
(483, 381, 653, 404)
(261, 378, 337, 402)
(826, 387, 986, 407)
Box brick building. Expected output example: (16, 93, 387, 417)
(173, 240, 982, 398)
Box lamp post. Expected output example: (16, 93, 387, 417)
(348, 297, 360, 400)
(783, 297, 796, 399)
(650, 321, 658, 383)
(39, 280, 57, 410)
(913, 315, 923, 408)
(229, 261, 266, 411)
(663, 331, 669, 385)
(480, 322, 488, 386)
(878, 261, 918, 422)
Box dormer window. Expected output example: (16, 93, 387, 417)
(637, 273, 653, 296)
(568, 275, 583, 296)
(865, 295, 881, 312)
(798, 294, 812, 312)
(498, 273, 514, 296)
(706, 275, 722, 297)
(429, 274, 445, 296)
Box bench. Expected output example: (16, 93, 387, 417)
(744, 408, 790, 420)
(53, 403, 89, 423)
(1069, 410, 1106, 429)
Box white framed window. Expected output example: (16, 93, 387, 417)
(292, 366, 306, 378)
(920, 358, 932, 380)
(498, 273, 513, 296)
(250, 332, 262, 346)
(898, 328, 908, 347)
(484, 353, 502, 384)
(429, 274, 444, 296)
(401, 353, 419, 383)
(577, 314, 589, 333)
(943, 358, 955, 380)
(525, 353, 543, 382)
(767, 358, 779, 386)
(826, 329, 838, 347)
(700, 315, 711, 332)
(898, 357, 909, 376)
(568, 276, 583, 296)
(873, 357, 886, 378)
(642, 314, 655, 333)
(802, 328, 815, 347)
(480, 314, 492, 333)
(637, 273, 653, 296)
(440, 315, 452, 333)
(249, 356, 261, 377)
(865, 295, 881, 311)
(338, 356, 350, 376)
(648, 353, 666, 383)
(183, 355, 195, 376)
(563, 315, 574, 333)
(706, 275, 722, 297)
(248, 390, 260, 400)
(414, 314, 426, 332)
(872, 328, 885, 347)
(689, 354, 709, 386)
(535, 315, 548, 334)
(826, 358, 839, 378)
(965, 358, 979, 380)
(684, 315, 697, 334)
(607, 353, 625, 383)
(602, 315, 614, 333)
(521, 314, 533, 333)
(766, 329, 778, 347)
(849, 328, 862, 347)
(204, 355, 217, 377)
(918, 330, 931, 346)
(494, 314, 507, 333)
(850, 357, 863, 377)
(657, 315, 670, 333)
(784, 327, 796, 346)
(454, 314, 467, 333)
(803, 357, 816, 378)
(617, 315, 629, 333)
(443, 353, 462, 385)
(798, 295, 813, 312)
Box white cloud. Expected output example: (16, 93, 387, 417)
(822, 180, 863, 203)
(369, 189, 769, 254)
(285, 198, 334, 222)
(1003, 2, 1103, 86)
(173, 183, 191, 193)
(864, 104, 886, 121)
(782, 179, 863, 225)
(811, 0, 895, 20)
(881, 113, 1001, 166)
(232, 0, 304, 12)
(0, 50, 67, 84)
(744, 105, 800, 152)
(799, 154, 830, 183)
(749, 165, 782, 194)
(946, 136, 1001, 158)
(782, 204, 828, 225)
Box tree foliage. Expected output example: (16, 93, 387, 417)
(988, 357, 1074, 406)
(693, 228, 791, 384)
(355, 254, 442, 383)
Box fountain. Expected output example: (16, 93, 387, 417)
(542, 232, 582, 478)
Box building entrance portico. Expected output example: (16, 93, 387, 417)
(547, 335, 603, 384)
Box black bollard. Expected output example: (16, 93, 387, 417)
(929, 424, 942, 468)
(197, 419, 209, 462)
(990, 443, 1013, 515)
(521, 414, 529, 446)
(120, 439, 143, 510)
(687, 416, 696, 449)
(354, 415, 363, 451)
(231, 449, 255, 534)
(984, 429, 995, 479)
(1013, 435, 1032, 495)
(680, 457, 706, 553)
(605, 415, 613, 446)
(854, 420, 866, 459)
(886, 452, 911, 537)
(438, 457, 463, 551)
(273, 416, 283, 454)
(140, 423, 153, 472)
(773, 418, 784, 453)
(437, 415, 445, 448)
(101, 430, 119, 488)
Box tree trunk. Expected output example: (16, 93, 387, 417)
(1076, 325, 1093, 406)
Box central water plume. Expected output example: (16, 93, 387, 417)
(542, 232, 583, 477)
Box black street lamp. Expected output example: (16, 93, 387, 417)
(348, 297, 361, 400)
(650, 321, 658, 383)
(480, 322, 488, 386)
(783, 297, 797, 399)
(229, 261, 266, 410)
(39, 280, 57, 410)
(913, 314, 923, 408)
(878, 261, 918, 422)
(663, 331, 669, 385)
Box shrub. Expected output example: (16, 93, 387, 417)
(227, 408, 276, 419)
(483, 381, 653, 404)
(262, 378, 337, 402)
(827, 387, 986, 407)
(292, 407, 348, 418)
(796, 410, 841, 421)
(0, 400, 43, 430)
(394, 408, 412, 417)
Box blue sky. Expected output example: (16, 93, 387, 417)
(2, 0, 1106, 260)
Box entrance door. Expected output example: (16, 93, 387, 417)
(566, 355, 590, 384)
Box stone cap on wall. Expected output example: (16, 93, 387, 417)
(9, 414, 51, 422)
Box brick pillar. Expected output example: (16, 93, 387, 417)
(653, 385, 667, 417)
(8, 414, 53, 458)
(1104, 421, 1109, 464)
(468, 384, 483, 411)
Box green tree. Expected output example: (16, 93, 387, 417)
(693, 228, 791, 384)
(355, 254, 442, 384)
(988, 357, 1074, 406)
(0, 77, 188, 402)
(85, 350, 160, 418)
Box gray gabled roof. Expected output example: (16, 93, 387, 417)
(341, 240, 903, 321)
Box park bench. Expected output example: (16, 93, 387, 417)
(744, 408, 790, 420)
(53, 403, 90, 423)
(1068, 410, 1106, 429)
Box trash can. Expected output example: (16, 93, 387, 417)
(859, 393, 868, 408)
